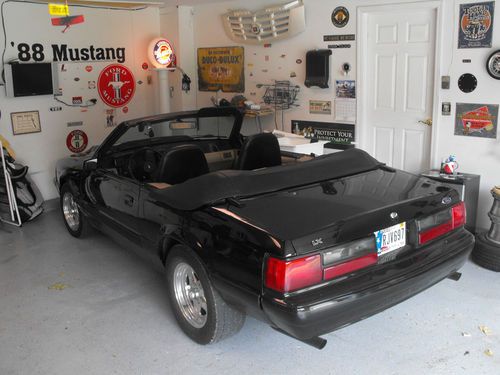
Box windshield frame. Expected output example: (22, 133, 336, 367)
(96, 107, 244, 159)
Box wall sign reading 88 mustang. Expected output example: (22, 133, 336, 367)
(98, 64, 135, 108)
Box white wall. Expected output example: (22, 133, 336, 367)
(0, 1, 160, 200)
(190, 0, 500, 229)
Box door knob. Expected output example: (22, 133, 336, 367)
(418, 118, 433, 126)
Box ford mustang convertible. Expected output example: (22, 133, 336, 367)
(55, 107, 474, 349)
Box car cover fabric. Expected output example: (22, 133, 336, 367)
(151, 148, 382, 211)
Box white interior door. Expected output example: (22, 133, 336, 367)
(360, 5, 436, 173)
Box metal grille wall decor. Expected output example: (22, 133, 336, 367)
(222, 0, 306, 44)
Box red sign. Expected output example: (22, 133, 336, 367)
(97, 64, 135, 108)
(66, 130, 88, 153)
(122, 106, 129, 113)
(85, 65, 93, 72)
(142, 62, 149, 70)
(462, 106, 494, 134)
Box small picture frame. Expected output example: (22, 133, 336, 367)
(11, 111, 41, 135)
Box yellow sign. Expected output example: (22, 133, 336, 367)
(197, 47, 244, 92)
(48, 3, 69, 16)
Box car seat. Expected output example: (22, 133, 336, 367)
(155, 145, 209, 185)
(235, 133, 282, 170)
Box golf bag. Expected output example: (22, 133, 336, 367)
(0, 146, 44, 224)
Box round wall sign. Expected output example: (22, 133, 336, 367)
(97, 64, 136, 108)
(332, 6, 349, 28)
(148, 38, 175, 68)
(458, 73, 477, 93)
(486, 50, 500, 80)
(66, 130, 88, 154)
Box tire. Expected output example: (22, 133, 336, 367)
(472, 232, 500, 272)
(60, 183, 90, 238)
(165, 245, 245, 344)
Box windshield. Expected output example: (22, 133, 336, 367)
(114, 116, 235, 146)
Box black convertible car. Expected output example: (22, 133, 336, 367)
(55, 107, 474, 349)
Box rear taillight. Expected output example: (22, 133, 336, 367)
(265, 237, 377, 293)
(265, 255, 322, 293)
(418, 201, 466, 245)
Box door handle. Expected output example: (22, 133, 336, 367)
(418, 118, 433, 126)
(124, 194, 134, 207)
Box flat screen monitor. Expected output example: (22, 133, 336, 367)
(6, 63, 55, 97)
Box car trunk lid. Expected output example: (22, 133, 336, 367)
(226, 168, 460, 256)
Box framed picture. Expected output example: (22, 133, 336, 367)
(454, 103, 498, 138)
(11, 111, 41, 135)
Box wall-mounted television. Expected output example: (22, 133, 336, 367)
(4, 62, 58, 97)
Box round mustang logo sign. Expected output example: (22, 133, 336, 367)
(66, 130, 88, 154)
(98, 64, 135, 108)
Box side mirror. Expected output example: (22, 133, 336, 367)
(83, 159, 98, 171)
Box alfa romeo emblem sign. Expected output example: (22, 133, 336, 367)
(98, 64, 135, 108)
(66, 130, 88, 153)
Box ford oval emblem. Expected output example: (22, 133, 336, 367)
(390, 212, 398, 219)
(442, 196, 452, 205)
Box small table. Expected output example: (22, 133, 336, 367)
(244, 108, 274, 133)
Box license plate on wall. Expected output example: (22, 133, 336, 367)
(374, 222, 406, 256)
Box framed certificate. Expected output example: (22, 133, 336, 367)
(11, 111, 41, 135)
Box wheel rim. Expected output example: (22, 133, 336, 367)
(172, 262, 208, 329)
(63, 192, 80, 231)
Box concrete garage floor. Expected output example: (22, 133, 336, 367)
(1, 207, 499, 375)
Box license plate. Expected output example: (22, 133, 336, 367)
(374, 222, 406, 256)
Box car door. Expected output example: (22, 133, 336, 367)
(86, 168, 142, 244)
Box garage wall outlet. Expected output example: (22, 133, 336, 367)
(441, 76, 450, 89)
(442, 102, 451, 116)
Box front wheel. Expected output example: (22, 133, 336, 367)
(165, 245, 245, 344)
(60, 183, 90, 238)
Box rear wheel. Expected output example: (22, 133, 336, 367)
(60, 183, 90, 238)
(165, 245, 245, 344)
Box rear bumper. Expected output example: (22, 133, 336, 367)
(261, 229, 474, 340)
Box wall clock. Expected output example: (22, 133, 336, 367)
(486, 50, 500, 80)
(458, 73, 477, 93)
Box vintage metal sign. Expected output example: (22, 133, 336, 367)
(291, 120, 355, 148)
(97, 64, 135, 108)
(454, 103, 498, 138)
(458, 2, 495, 48)
(197, 47, 245, 92)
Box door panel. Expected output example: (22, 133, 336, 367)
(374, 127, 394, 165)
(87, 170, 142, 243)
(363, 6, 436, 173)
(375, 54, 397, 110)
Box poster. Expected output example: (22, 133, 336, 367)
(454, 103, 498, 138)
(309, 100, 332, 115)
(197, 46, 245, 92)
(458, 2, 495, 48)
(291, 120, 355, 148)
(335, 80, 356, 98)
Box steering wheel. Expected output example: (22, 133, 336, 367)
(127, 147, 162, 182)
